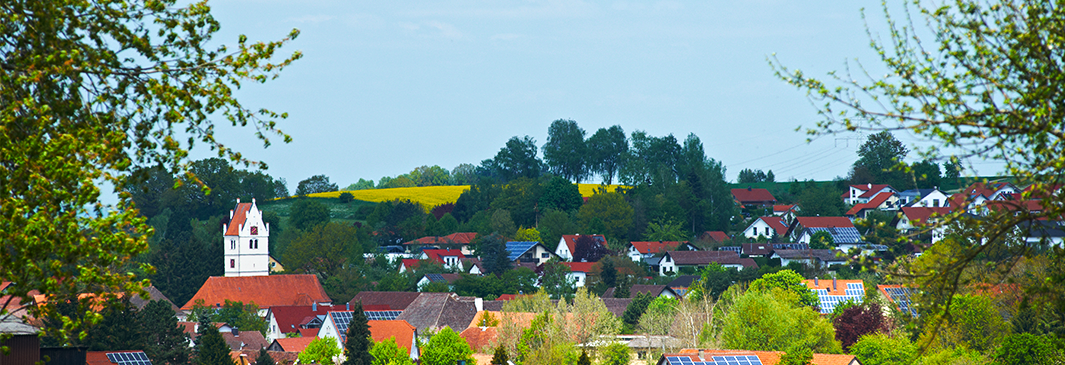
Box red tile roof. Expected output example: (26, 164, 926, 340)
(444, 232, 478, 244)
(222, 330, 270, 351)
(773, 204, 797, 213)
(563, 262, 595, 273)
(401, 259, 421, 271)
(804, 279, 864, 296)
(268, 304, 344, 335)
(270, 337, 317, 353)
(226, 203, 253, 236)
(795, 216, 855, 229)
(629, 241, 687, 255)
(900, 207, 954, 226)
(559, 234, 609, 255)
(86, 351, 150, 365)
(701, 231, 729, 243)
(460, 326, 498, 352)
(369, 320, 417, 355)
(421, 249, 465, 264)
(731, 188, 777, 204)
(850, 184, 894, 198)
(846, 191, 896, 216)
(754, 217, 789, 236)
(985, 199, 1044, 213)
(181, 274, 331, 310)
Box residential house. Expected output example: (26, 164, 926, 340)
(348, 291, 422, 311)
(367, 320, 419, 361)
(562, 262, 595, 288)
(732, 187, 777, 209)
(403, 232, 478, 255)
(181, 274, 331, 312)
(459, 257, 484, 275)
(220, 327, 269, 351)
(223, 198, 270, 277)
(555, 234, 608, 261)
(949, 181, 1020, 212)
(1016, 220, 1065, 246)
(667, 276, 699, 298)
(771, 249, 847, 267)
(657, 349, 860, 365)
(603, 285, 680, 300)
(505, 241, 558, 266)
(86, 351, 155, 365)
(0, 316, 39, 365)
(416, 273, 461, 291)
(266, 337, 316, 353)
(658, 251, 758, 275)
(898, 188, 950, 208)
(773, 204, 801, 224)
(790, 217, 863, 245)
(878, 285, 918, 316)
(843, 183, 897, 205)
(895, 207, 953, 244)
(844, 191, 900, 220)
(626, 241, 698, 262)
(740, 243, 772, 257)
(394, 293, 481, 333)
(741, 217, 788, 240)
(419, 249, 465, 270)
(265, 303, 346, 341)
(398, 258, 421, 273)
(805, 278, 865, 314)
(699, 231, 730, 243)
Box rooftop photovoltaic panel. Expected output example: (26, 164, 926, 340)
(364, 310, 403, 321)
(505, 241, 536, 261)
(719, 246, 741, 253)
(884, 287, 919, 317)
(663, 355, 763, 365)
(106, 352, 151, 365)
(426, 273, 446, 282)
(772, 243, 809, 250)
(816, 282, 865, 314)
(808, 227, 863, 244)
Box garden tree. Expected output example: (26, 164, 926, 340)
(477, 233, 511, 276)
(586, 125, 629, 184)
(438, 213, 460, 234)
(512, 309, 580, 364)
(254, 348, 275, 365)
(809, 231, 834, 250)
(189, 300, 267, 336)
(942, 160, 961, 181)
(490, 177, 541, 227)
(501, 291, 556, 313)
(339, 192, 354, 204)
(578, 191, 634, 242)
(82, 298, 141, 351)
(774, 0, 1065, 343)
(383, 176, 416, 189)
(538, 209, 580, 251)
(572, 235, 608, 263)
(620, 293, 653, 334)
(148, 223, 223, 314)
(671, 134, 734, 233)
(539, 176, 584, 212)
(543, 119, 589, 182)
(490, 345, 508, 365)
(720, 289, 842, 354)
(139, 300, 192, 365)
(832, 303, 888, 351)
(366, 199, 427, 243)
(0, 0, 299, 341)
(298, 337, 341, 365)
(993, 333, 1064, 365)
(613, 273, 633, 299)
(567, 287, 621, 346)
(620, 131, 682, 186)
(598, 257, 618, 291)
(576, 351, 592, 365)
(450, 163, 479, 185)
(513, 227, 542, 245)
(540, 259, 577, 300)
(749, 270, 820, 307)
(290, 199, 332, 231)
(638, 297, 679, 352)
(795, 181, 846, 217)
(482, 136, 544, 182)
(369, 338, 413, 365)
(600, 342, 631, 365)
(420, 327, 475, 365)
(911, 159, 942, 190)
(766, 170, 775, 183)
(849, 334, 917, 365)
(779, 345, 813, 365)
(195, 317, 233, 365)
(643, 220, 687, 241)
(452, 181, 502, 222)
(283, 222, 361, 278)
(848, 132, 910, 189)
(924, 294, 1010, 353)
(345, 178, 376, 191)
(410, 165, 450, 187)
(342, 302, 373, 365)
(688, 263, 735, 301)
(297, 175, 340, 196)
(489, 209, 517, 237)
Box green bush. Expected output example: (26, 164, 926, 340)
(338, 192, 354, 204)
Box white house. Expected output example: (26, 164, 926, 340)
(844, 184, 897, 205)
(742, 217, 788, 240)
(223, 198, 270, 277)
(555, 234, 607, 262)
(418, 249, 465, 270)
(898, 188, 950, 208)
(506, 241, 558, 265)
(563, 262, 595, 287)
(320, 311, 419, 362)
(896, 207, 953, 244)
(626, 241, 698, 262)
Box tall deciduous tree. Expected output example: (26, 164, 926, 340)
(299, 337, 341, 365)
(368, 338, 412, 365)
(290, 199, 332, 231)
(543, 119, 588, 183)
(578, 191, 634, 242)
(296, 175, 340, 196)
(485, 136, 544, 182)
(586, 126, 628, 185)
(420, 327, 475, 365)
(849, 132, 909, 189)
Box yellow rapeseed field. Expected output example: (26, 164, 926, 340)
(296, 183, 628, 208)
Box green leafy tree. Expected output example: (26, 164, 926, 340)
(540, 259, 577, 300)
(911, 159, 942, 190)
(749, 270, 819, 308)
(297, 175, 340, 196)
(926, 295, 1009, 353)
(993, 333, 1064, 365)
(283, 222, 360, 277)
(513, 227, 543, 245)
(578, 191, 634, 242)
(543, 119, 589, 182)
(643, 220, 687, 241)
(253, 349, 275, 365)
(809, 231, 834, 250)
(342, 302, 373, 365)
(420, 327, 475, 365)
(290, 199, 332, 231)
(477, 233, 512, 276)
(484, 136, 544, 182)
(638, 296, 679, 345)
(849, 334, 917, 365)
(410, 165, 450, 187)
(779, 345, 812, 365)
(195, 317, 233, 365)
(796, 181, 846, 218)
(538, 209, 579, 251)
(369, 338, 412, 365)
(539, 176, 583, 212)
(622, 293, 654, 334)
(189, 300, 267, 336)
(576, 350, 592, 365)
(299, 337, 341, 365)
(489, 209, 517, 237)
(0, 0, 299, 341)
(600, 342, 631, 365)
(586, 125, 628, 185)
(720, 289, 841, 354)
(345, 179, 376, 191)
(849, 132, 909, 189)
(450, 163, 478, 186)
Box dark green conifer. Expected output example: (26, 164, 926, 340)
(341, 302, 373, 365)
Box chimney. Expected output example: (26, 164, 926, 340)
(346, 302, 350, 311)
(237, 198, 240, 204)
(747, 186, 752, 191)
(312, 302, 317, 311)
(698, 349, 706, 361)
(475, 298, 483, 312)
(232, 327, 239, 336)
(833, 276, 837, 292)
(814, 277, 819, 286)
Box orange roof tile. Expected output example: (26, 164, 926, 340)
(270, 337, 317, 353)
(181, 274, 331, 310)
(701, 231, 730, 242)
(369, 320, 417, 355)
(459, 326, 498, 352)
(560, 234, 609, 255)
(732, 188, 777, 204)
(444, 232, 478, 244)
(563, 262, 595, 273)
(629, 241, 686, 254)
(804, 279, 864, 296)
(421, 249, 465, 264)
(796, 216, 854, 229)
(226, 203, 253, 236)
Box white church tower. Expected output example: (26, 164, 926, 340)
(223, 198, 270, 277)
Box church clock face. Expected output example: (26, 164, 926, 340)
(250, 226, 258, 235)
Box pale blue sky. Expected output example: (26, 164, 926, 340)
(196, 0, 995, 187)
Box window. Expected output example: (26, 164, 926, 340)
(230, 259, 235, 268)
(765, 227, 771, 236)
(541, 253, 549, 258)
(230, 240, 235, 250)
(933, 199, 940, 207)
(253, 239, 258, 249)
(250, 240, 254, 249)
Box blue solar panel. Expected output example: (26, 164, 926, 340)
(663, 354, 763, 365)
(107, 352, 151, 365)
(884, 287, 918, 316)
(816, 282, 864, 314)
(505, 241, 537, 261)
(719, 246, 741, 253)
(808, 227, 863, 244)
(364, 310, 403, 320)
(772, 243, 809, 250)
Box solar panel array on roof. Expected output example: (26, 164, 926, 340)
(505, 242, 536, 261)
(332, 311, 354, 334)
(808, 227, 863, 243)
(364, 310, 403, 321)
(719, 246, 741, 253)
(426, 273, 446, 283)
(107, 353, 151, 365)
(815, 282, 865, 314)
(772, 243, 809, 250)
(884, 287, 918, 317)
(663, 355, 763, 365)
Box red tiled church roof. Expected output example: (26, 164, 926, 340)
(181, 274, 330, 310)
(226, 203, 253, 236)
